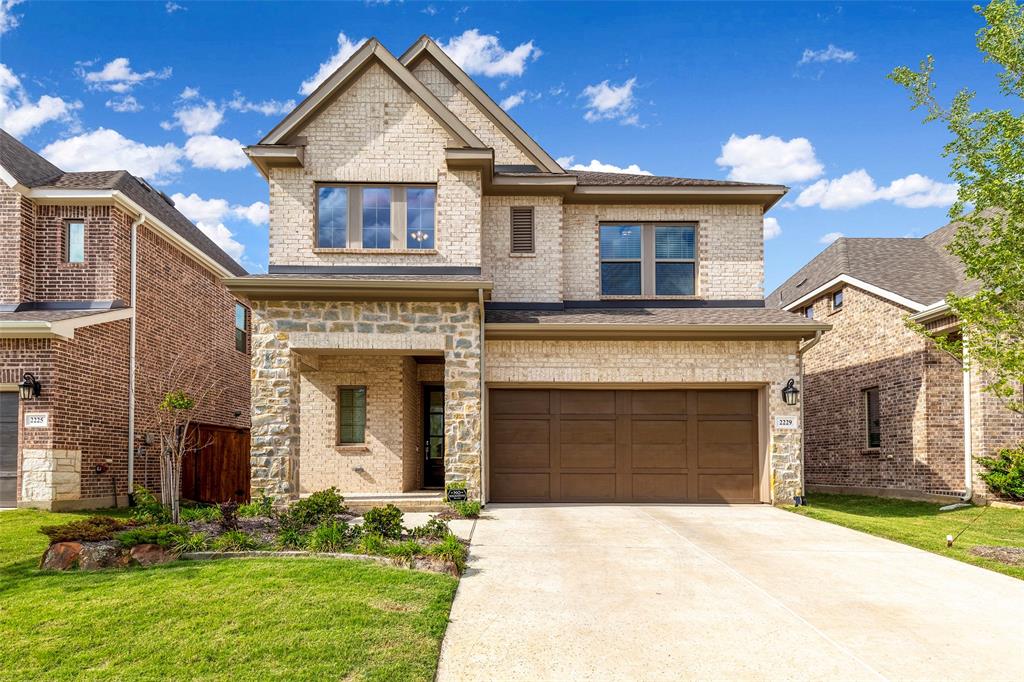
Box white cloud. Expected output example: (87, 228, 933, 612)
(105, 95, 142, 113)
(0, 0, 24, 34)
(819, 231, 845, 244)
(163, 101, 223, 135)
(440, 29, 541, 77)
(500, 90, 526, 110)
(300, 32, 368, 95)
(556, 156, 652, 175)
(581, 77, 638, 125)
(228, 94, 295, 116)
(179, 86, 199, 100)
(183, 134, 247, 171)
(165, 1, 185, 12)
(799, 45, 857, 66)
(41, 128, 183, 180)
(196, 222, 244, 261)
(170, 192, 268, 226)
(421, 4, 438, 15)
(716, 134, 824, 184)
(794, 169, 957, 210)
(0, 64, 81, 137)
(81, 57, 171, 93)
(233, 201, 269, 225)
(764, 217, 782, 240)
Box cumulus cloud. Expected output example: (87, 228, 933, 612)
(196, 222, 245, 261)
(440, 29, 541, 77)
(819, 231, 845, 244)
(581, 77, 638, 125)
(80, 57, 171, 93)
(162, 100, 223, 135)
(165, 1, 185, 12)
(179, 86, 200, 100)
(300, 32, 368, 95)
(556, 156, 652, 175)
(183, 134, 247, 171)
(41, 128, 183, 180)
(228, 94, 295, 116)
(0, 64, 81, 137)
(170, 192, 268, 226)
(233, 201, 269, 224)
(799, 45, 857, 66)
(764, 217, 782, 240)
(105, 95, 142, 113)
(0, 0, 24, 35)
(716, 134, 824, 184)
(794, 169, 957, 210)
(500, 90, 526, 110)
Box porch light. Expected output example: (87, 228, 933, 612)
(782, 378, 799, 406)
(19, 373, 41, 401)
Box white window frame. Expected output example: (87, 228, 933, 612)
(315, 183, 436, 251)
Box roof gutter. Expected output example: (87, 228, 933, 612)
(485, 322, 830, 341)
(225, 276, 493, 302)
(909, 299, 953, 324)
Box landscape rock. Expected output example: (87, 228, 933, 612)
(40, 542, 82, 571)
(130, 543, 176, 566)
(78, 541, 125, 570)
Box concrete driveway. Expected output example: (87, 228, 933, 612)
(438, 504, 1024, 681)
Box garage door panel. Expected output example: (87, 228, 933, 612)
(560, 418, 615, 444)
(560, 473, 616, 501)
(698, 474, 755, 502)
(698, 420, 755, 469)
(697, 390, 753, 416)
(632, 474, 688, 502)
(490, 390, 550, 415)
(492, 418, 549, 444)
(491, 473, 550, 501)
(632, 444, 686, 468)
(561, 444, 616, 469)
(631, 390, 686, 415)
(491, 442, 550, 469)
(559, 390, 616, 415)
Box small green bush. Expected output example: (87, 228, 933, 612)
(384, 540, 424, 564)
(238, 492, 274, 518)
(361, 504, 404, 539)
(425, 534, 469, 572)
(275, 527, 307, 550)
(39, 516, 139, 543)
(130, 486, 171, 523)
(306, 520, 361, 553)
(210, 530, 265, 552)
(977, 446, 1024, 500)
(280, 487, 347, 528)
(409, 517, 451, 540)
(452, 501, 481, 518)
(179, 505, 221, 523)
(175, 532, 210, 553)
(356, 533, 388, 556)
(115, 524, 190, 549)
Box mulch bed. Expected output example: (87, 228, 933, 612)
(969, 545, 1024, 566)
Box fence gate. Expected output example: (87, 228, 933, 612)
(181, 424, 250, 504)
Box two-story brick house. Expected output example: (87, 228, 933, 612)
(0, 129, 251, 510)
(227, 36, 827, 507)
(768, 224, 1024, 501)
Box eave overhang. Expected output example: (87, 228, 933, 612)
(0, 308, 135, 341)
(244, 144, 305, 179)
(225, 276, 493, 302)
(485, 322, 831, 341)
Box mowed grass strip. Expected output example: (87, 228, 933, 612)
(0, 509, 458, 681)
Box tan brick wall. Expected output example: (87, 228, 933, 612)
(268, 62, 481, 268)
(485, 338, 804, 502)
(969, 371, 1024, 499)
(411, 59, 533, 167)
(562, 203, 764, 301)
(482, 195, 563, 302)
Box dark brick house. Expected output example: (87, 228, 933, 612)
(0, 129, 251, 510)
(769, 223, 1024, 501)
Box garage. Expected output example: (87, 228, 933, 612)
(488, 388, 760, 503)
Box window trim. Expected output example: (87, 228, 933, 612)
(832, 289, 844, 311)
(599, 222, 698, 297)
(336, 385, 367, 446)
(314, 182, 437, 252)
(863, 386, 881, 450)
(63, 219, 86, 264)
(509, 206, 535, 255)
(234, 302, 248, 353)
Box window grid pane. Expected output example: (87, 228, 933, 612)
(317, 188, 348, 248)
(601, 262, 642, 295)
(654, 226, 695, 260)
(362, 188, 391, 249)
(866, 388, 881, 448)
(66, 222, 85, 263)
(339, 387, 366, 444)
(655, 262, 695, 295)
(599, 225, 642, 259)
(406, 188, 435, 249)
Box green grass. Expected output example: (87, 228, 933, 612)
(787, 494, 1024, 580)
(0, 509, 458, 681)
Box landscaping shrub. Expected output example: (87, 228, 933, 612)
(275, 527, 307, 550)
(130, 486, 171, 523)
(306, 520, 361, 553)
(977, 446, 1024, 500)
(238, 492, 274, 518)
(409, 517, 451, 540)
(426, 534, 468, 572)
(452, 501, 481, 518)
(218, 500, 240, 531)
(283, 487, 347, 527)
(179, 505, 221, 523)
(384, 540, 425, 565)
(175, 531, 210, 553)
(116, 524, 190, 549)
(356, 533, 388, 556)
(362, 504, 404, 539)
(39, 516, 139, 544)
(210, 530, 265, 552)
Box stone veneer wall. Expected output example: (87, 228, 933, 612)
(562, 203, 765, 301)
(268, 61, 482, 268)
(250, 300, 483, 499)
(481, 195, 564, 302)
(485, 338, 804, 502)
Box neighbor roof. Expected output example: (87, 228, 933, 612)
(495, 165, 781, 188)
(768, 225, 975, 311)
(0, 129, 246, 277)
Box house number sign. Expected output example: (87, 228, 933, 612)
(24, 412, 49, 428)
(774, 416, 798, 430)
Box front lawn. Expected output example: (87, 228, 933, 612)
(0, 509, 458, 681)
(787, 494, 1024, 581)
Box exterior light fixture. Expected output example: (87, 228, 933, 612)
(782, 378, 799, 406)
(19, 372, 41, 401)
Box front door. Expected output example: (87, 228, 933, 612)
(423, 386, 445, 488)
(0, 392, 18, 508)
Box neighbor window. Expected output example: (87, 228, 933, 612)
(600, 223, 696, 296)
(864, 387, 881, 449)
(234, 303, 248, 353)
(832, 289, 844, 310)
(316, 184, 436, 250)
(337, 386, 366, 445)
(65, 221, 85, 263)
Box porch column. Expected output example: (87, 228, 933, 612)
(443, 303, 483, 500)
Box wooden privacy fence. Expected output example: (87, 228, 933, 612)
(181, 424, 251, 504)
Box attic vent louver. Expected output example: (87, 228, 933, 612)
(510, 206, 535, 254)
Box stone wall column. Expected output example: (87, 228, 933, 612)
(443, 303, 483, 499)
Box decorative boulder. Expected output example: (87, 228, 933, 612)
(78, 541, 129, 570)
(40, 542, 83, 571)
(130, 543, 176, 567)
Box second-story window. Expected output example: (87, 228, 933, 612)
(234, 302, 248, 353)
(65, 220, 85, 263)
(316, 184, 436, 251)
(600, 223, 696, 297)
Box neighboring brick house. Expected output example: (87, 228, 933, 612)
(227, 36, 828, 508)
(768, 224, 1024, 501)
(0, 129, 251, 510)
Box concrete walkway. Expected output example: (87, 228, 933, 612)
(437, 504, 1024, 681)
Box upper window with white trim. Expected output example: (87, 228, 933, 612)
(599, 223, 696, 296)
(316, 184, 436, 250)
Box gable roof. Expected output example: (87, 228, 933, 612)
(767, 224, 975, 311)
(400, 36, 565, 174)
(259, 38, 483, 149)
(0, 129, 246, 277)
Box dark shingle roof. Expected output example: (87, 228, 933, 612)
(767, 225, 975, 310)
(485, 306, 827, 327)
(493, 164, 784, 188)
(1, 129, 246, 276)
(0, 309, 119, 323)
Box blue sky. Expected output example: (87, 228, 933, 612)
(0, 1, 998, 290)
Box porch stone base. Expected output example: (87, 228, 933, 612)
(20, 449, 81, 503)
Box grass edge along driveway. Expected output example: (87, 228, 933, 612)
(787, 493, 1024, 581)
(0, 508, 458, 681)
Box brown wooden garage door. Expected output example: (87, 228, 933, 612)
(489, 389, 759, 503)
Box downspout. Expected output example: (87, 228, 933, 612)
(127, 213, 144, 500)
(960, 347, 973, 502)
(796, 331, 823, 501)
(477, 288, 487, 505)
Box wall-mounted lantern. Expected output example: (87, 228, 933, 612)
(19, 373, 41, 401)
(782, 378, 799, 407)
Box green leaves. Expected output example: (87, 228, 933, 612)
(159, 389, 196, 412)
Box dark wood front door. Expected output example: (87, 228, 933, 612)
(489, 388, 759, 503)
(423, 386, 445, 488)
(0, 392, 18, 508)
